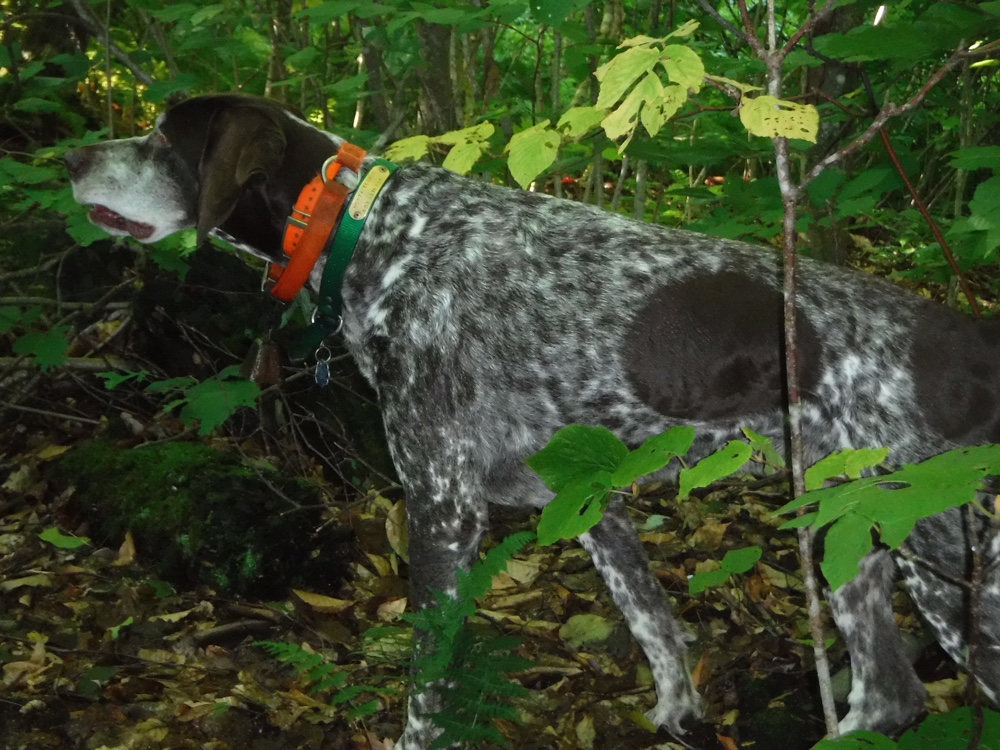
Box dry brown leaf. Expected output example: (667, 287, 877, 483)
(291, 589, 354, 614)
(0, 574, 52, 591)
(377, 597, 407, 621)
(691, 520, 729, 549)
(366, 553, 392, 576)
(386, 499, 408, 562)
(114, 530, 137, 566)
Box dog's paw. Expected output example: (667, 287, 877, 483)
(646, 681, 705, 735)
(837, 684, 924, 737)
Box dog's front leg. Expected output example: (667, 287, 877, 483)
(577, 499, 704, 734)
(394, 461, 489, 750)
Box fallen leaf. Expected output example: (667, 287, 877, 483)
(377, 597, 407, 621)
(292, 589, 354, 614)
(559, 613, 614, 647)
(386, 500, 408, 562)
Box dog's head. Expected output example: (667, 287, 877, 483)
(66, 94, 326, 248)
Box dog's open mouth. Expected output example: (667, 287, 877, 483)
(88, 205, 155, 241)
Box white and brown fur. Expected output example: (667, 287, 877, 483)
(66, 93, 1000, 746)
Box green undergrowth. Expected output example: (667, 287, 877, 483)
(52, 440, 347, 597)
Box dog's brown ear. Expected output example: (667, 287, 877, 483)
(196, 107, 286, 244)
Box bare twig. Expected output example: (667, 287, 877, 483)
(68, 0, 156, 87)
(802, 42, 998, 189)
(692, 0, 748, 44)
(878, 128, 980, 316)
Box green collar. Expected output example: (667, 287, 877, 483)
(291, 157, 397, 360)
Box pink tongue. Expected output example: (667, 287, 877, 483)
(89, 205, 155, 240)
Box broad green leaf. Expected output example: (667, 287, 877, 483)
(442, 138, 488, 175)
(39, 527, 90, 549)
(659, 44, 704, 92)
(949, 146, 1000, 171)
(665, 19, 700, 38)
(528, 0, 576, 25)
(14, 98, 62, 114)
(689, 567, 729, 595)
(721, 546, 762, 573)
(820, 512, 875, 591)
(678, 440, 752, 498)
(384, 135, 432, 164)
(601, 84, 646, 143)
(610, 425, 694, 486)
(740, 95, 818, 143)
(98, 370, 148, 390)
(812, 729, 897, 749)
(526, 425, 628, 492)
(536, 474, 611, 545)
(295, 1, 363, 24)
(741, 426, 785, 469)
(13, 326, 71, 371)
(505, 121, 560, 188)
(0, 306, 22, 333)
(180, 375, 260, 435)
(594, 46, 660, 109)
(559, 614, 614, 647)
(433, 122, 494, 146)
(969, 175, 1000, 219)
(640, 83, 686, 139)
(557, 106, 607, 138)
(805, 447, 889, 491)
(0, 158, 59, 185)
(897, 707, 1000, 750)
(144, 74, 198, 103)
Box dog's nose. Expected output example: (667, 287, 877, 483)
(64, 148, 91, 180)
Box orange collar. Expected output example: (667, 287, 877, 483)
(268, 141, 368, 302)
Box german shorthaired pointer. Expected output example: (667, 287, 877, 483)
(66, 93, 999, 745)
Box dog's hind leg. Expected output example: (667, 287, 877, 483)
(828, 548, 926, 735)
(900, 509, 1000, 709)
(577, 499, 703, 735)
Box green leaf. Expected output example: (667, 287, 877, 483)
(98, 370, 149, 390)
(721, 546, 762, 573)
(594, 46, 660, 109)
(949, 146, 1000, 171)
(741, 426, 785, 469)
(528, 0, 577, 25)
(804, 447, 890, 491)
(384, 135, 432, 164)
(0, 158, 59, 185)
(13, 326, 71, 371)
(179, 375, 260, 435)
(559, 613, 614, 647)
(659, 44, 704, 92)
(39, 527, 90, 549)
(526, 425, 628, 492)
(505, 121, 560, 188)
(144, 74, 198, 103)
(820, 512, 875, 591)
(678, 440, 752, 498)
(108, 616, 134, 640)
(740, 95, 818, 143)
(897, 707, 1000, 750)
(688, 567, 729, 595)
(0, 306, 22, 333)
(811, 728, 898, 749)
(610, 425, 694, 486)
(557, 106, 607, 138)
(536, 474, 611, 545)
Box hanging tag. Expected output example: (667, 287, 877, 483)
(241, 333, 283, 385)
(314, 345, 332, 387)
